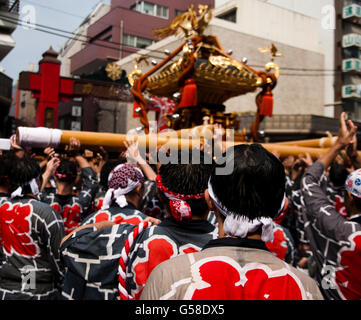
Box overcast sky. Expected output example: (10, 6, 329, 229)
(1, 0, 110, 80)
(1, 0, 330, 82)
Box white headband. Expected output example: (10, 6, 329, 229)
(100, 164, 143, 210)
(10, 178, 40, 199)
(207, 179, 286, 242)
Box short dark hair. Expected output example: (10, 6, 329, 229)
(158, 150, 214, 218)
(8, 155, 41, 189)
(210, 144, 285, 220)
(55, 159, 77, 184)
(329, 162, 349, 188)
(0, 152, 16, 186)
(352, 195, 361, 211)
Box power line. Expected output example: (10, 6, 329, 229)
(0, 14, 167, 61)
(1, 12, 171, 57)
(0, 14, 345, 77)
(18, 2, 344, 74)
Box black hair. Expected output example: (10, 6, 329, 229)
(329, 162, 349, 188)
(210, 144, 285, 220)
(8, 155, 41, 190)
(0, 152, 16, 186)
(100, 159, 126, 191)
(158, 150, 214, 218)
(352, 196, 361, 212)
(55, 159, 77, 184)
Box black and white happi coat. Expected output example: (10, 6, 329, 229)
(38, 167, 99, 234)
(141, 238, 324, 300)
(81, 203, 147, 226)
(60, 222, 141, 300)
(301, 161, 361, 300)
(61, 215, 217, 300)
(124, 216, 218, 300)
(0, 196, 65, 300)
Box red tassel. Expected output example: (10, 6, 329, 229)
(179, 79, 197, 108)
(133, 101, 141, 118)
(259, 89, 273, 117)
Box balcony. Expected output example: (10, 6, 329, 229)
(342, 33, 361, 48)
(343, 58, 361, 72)
(0, 0, 19, 32)
(342, 84, 361, 99)
(0, 33, 15, 60)
(343, 4, 361, 23)
(70, 42, 120, 75)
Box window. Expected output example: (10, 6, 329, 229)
(44, 107, 55, 128)
(343, 47, 361, 59)
(217, 8, 237, 23)
(175, 9, 185, 17)
(89, 26, 112, 44)
(344, 0, 361, 6)
(143, 2, 154, 15)
(123, 34, 136, 47)
(132, 1, 168, 19)
(123, 34, 154, 49)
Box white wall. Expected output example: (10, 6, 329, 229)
(214, 0, 322, 54)
(58, 3, 111, 77)
(216, 0, 336, 117)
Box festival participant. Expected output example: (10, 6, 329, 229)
(81, 163, 148, 225)
(326, 162, 349, 217)
(61, 150, 215, 300)
(124, 141, 165, 220)
(121, 150, 217, 300)
(300, 112, 361, 300)
(60, 163, 153, 300)
(90, 159, 126, 213)
(140, 144, 323, 300)
(0, 154, 65, 300)
(0, 153, 13, 204)
(39, 137, 99, 234)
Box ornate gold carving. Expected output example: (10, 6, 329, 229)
(105, 62, 122, 81)
(152, 4, 212, 39)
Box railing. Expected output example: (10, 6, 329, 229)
(343, 4, 361, 19)
(343, 58, 361, 72)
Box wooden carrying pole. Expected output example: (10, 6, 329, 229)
(275, 137, 338, 149)
(15, 127, 204, 152)
(16, 127, 361, 160)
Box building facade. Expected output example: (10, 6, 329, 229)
(62, 0, 215, 77)
(0, 0, 19, 138)
(336, 0, 361, 122)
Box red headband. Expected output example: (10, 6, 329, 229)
(156, 174, 205, 221)
(55, 172, 76, 179)
(155, 175, 205, 200)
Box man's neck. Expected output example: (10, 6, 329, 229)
(349, 210, 361, 218)
(0, 186, 9, 194)
(56, 183, 73, 196)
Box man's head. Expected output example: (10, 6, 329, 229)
(206, 144, 286, 240)
(344, 169, 361, 216)
(329, 162, 349, 188)
(8, 154, 41, 195)
(100, 159, 126, 191)
(101, 163, 145, 210)
(54, 159, 77, 185)
(157, 150, 214, 221)
(0, 152, 15, 192)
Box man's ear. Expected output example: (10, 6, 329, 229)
(205, 189, 216, 211)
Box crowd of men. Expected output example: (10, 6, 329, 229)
(0, 112, 360, 300)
